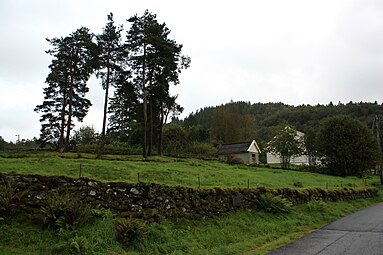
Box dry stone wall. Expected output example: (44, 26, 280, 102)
(0, 173, 378, 219)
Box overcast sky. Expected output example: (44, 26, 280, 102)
(1, 0, 383, 142)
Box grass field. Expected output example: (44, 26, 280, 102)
(1, 194, 382, 254)
(0, 151, 376, 189)
(1, 151, 382, 254)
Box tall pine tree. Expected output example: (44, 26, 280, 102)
(108, 70, 139, 143)
(125, 10, 190, 157)
(96, 13, 124, 141)
(35, 27, 95, 151)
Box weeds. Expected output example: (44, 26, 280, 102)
(293, 181, 303, 188)
(115, 218, 148, 247)
(0, 178, 27, 216)
(255, 193, 292, 213)
(40, 192, 93, 231)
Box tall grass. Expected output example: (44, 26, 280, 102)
(1, 195, 381, 254)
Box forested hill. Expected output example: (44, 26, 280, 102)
(179, 101, 383, 144)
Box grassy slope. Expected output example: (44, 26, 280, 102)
(0, 152, 375, 189)
(1, 195, 382, 255)
(0, 151, 382, 254)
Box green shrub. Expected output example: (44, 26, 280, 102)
(40, 192, 93, 231)
(91, 206, 115, 219)
(104, 142, 142, 155)
(115, 218, 148, 246)
(69, 235, 94, 255)
(226, 155, 243, 165)
(76, 142, 142, 155)
(255, 193, 292, 213)
(184, 142, 217, 158)
(293, 181, 303, 188)
(51, 235, 94, 255)
(0, 178, 27, 216)
(305, 200, 326, 212)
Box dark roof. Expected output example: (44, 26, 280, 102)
(218, 141, 253, 155)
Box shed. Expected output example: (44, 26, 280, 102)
(218, 140, 261, 164)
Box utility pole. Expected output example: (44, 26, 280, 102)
(373, 115, 383, 184)
(15, 134, 20, 152)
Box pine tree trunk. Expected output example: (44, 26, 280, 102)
(142, 44, 148, 159)
(58, 88, 67, 152)
(64, 63, 74, 152)
(158, 107, 165, 155)
(101, 61, 110, 154)
(148, 88, 153, 156)
(147, 64, 155, 156)
(148, 98, 153, 156)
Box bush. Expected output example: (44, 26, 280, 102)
(255, 193, 292, 213)
(51, 235, 94, 255)
(0, 179, 27, 216)
(293, 181, 303, 188)
(305, 200, 326, 212)
(115, 218, 148, 246)
(76, 142, 142, 155)
(184, 142, 217, 158)
(104, 142, 142, 155)
(226, 155, 243, 165)
(317, 115, 379, 177)
(40, 192, 93, 231)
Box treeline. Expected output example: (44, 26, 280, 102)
(34, 10, 190, 158)
(179, 101, 383, 146)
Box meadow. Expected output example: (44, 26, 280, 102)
(0, 151, 375, 189)
(0, 151, 382, 254)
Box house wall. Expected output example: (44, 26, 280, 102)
(220, 153, 259, 165)
(266, 153, 309, 165)
(291, 155, 309, 165)
(266, 153, 280, 164)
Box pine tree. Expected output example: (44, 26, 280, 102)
(96, 13, 124, 140)
(108, 71, 139, 143)
(35, 27, 95, 151)
(125, 10, 190, 157)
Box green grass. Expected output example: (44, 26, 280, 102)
(1, 151, 382, 254)
(128, 194, 383, 255)
(0, 212, 127, 255)
(1, 194, 382, 255)
(0, 151, 376, 189)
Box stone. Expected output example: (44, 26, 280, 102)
(88, 181, 98, 187)
(232, 195, 244, 207)
(130, 188, 140, 195)
(89, 190, 96, 196)
(36, 191, 46, 200)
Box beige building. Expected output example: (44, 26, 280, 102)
(266, 129, 310, 165)
(218, 140, 261, 164)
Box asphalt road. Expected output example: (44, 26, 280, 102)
(267, 202, 383, 255)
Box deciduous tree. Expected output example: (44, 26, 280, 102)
(317, 115, 379, 176)
(267, 125, 303, 169)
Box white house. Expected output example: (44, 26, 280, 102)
(218, 140, 261, 164)
(266, 129, 310, 165)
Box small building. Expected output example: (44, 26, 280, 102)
(218, 140, 261, 164)
(266, 129, 310, 165)
(266, 152, 309, 165)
